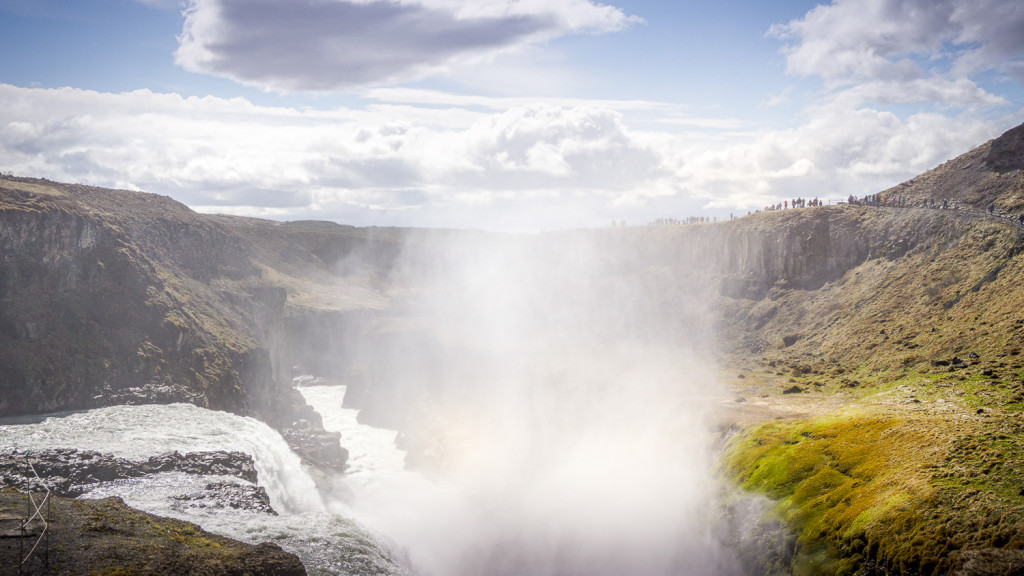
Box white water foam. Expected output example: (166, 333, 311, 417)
(0, 403, 413, 576)
(0, 403, 322, 513)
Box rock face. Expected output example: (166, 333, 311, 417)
(0, 178, 347, 471)
(0, 181, 272, 416)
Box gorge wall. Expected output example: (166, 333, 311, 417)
(0, 165, 1013, 432)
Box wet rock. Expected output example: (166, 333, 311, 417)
(1, 448, 260, 497)
(280, 420, 349, 473)
(151, 451, 259, 483)
(171, 482, 276, 515)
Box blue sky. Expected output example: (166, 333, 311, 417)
(1, 0, 1022, 230)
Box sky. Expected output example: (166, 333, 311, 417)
(1, 0, 1023, 231)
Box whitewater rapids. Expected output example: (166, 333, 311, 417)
(0, 386, 415, 576)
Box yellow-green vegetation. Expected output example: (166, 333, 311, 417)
(724, 407, 1024, 575)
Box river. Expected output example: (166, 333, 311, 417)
(0, 382, 752, 576)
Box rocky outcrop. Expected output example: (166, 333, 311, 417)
(171, 481, 277, 515)
(0, 449, 265, 501)
(0, 180, 266, 416)
(0, 490, 305, 576)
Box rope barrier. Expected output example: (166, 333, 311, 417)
(18, 451, 50, 570)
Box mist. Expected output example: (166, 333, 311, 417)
(320, 228, 740, 576)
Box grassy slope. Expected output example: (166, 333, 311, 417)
(718, 124, 1024, 575)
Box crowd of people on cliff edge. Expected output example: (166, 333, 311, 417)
(647, 216, 722, 226)
(637, 192, 1024, 229)
(845, 193, 1024, 227)
(762, 197, 823, 211)
(846, 193, 917, 207)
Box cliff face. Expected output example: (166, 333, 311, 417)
(0, 180, 356, 476)
(1, 181, 260, 417)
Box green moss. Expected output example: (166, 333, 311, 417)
(724, 407, 1024, 574)
(724, 414, 946, 572)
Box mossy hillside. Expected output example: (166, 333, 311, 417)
(723, 407, 1024, 575)
(721, 208, 1024, 394)
(727, 124, 1024, 391)
(716, 209, 1024, 573)
(712, 123, 1024, 574)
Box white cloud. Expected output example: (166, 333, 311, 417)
(673, 105, 1006, 211)
(174, 0, 640, 92)
(0, 83, 1018, 230)
(0, 84, 667, 228)
(771, 0, 1024, 98)
(771, 0, 954, 83)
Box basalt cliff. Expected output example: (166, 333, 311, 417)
(1, 121, 1024, 575)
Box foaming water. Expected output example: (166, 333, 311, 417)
(0, 404, 411, 576)
(0, 403, 321, 513)
(300, 385, 472, 574)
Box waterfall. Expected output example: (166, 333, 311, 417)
(0, 403, 412, 576)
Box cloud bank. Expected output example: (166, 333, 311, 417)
(1, 82, 1010, 230)
(175, 0, 639, 92)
